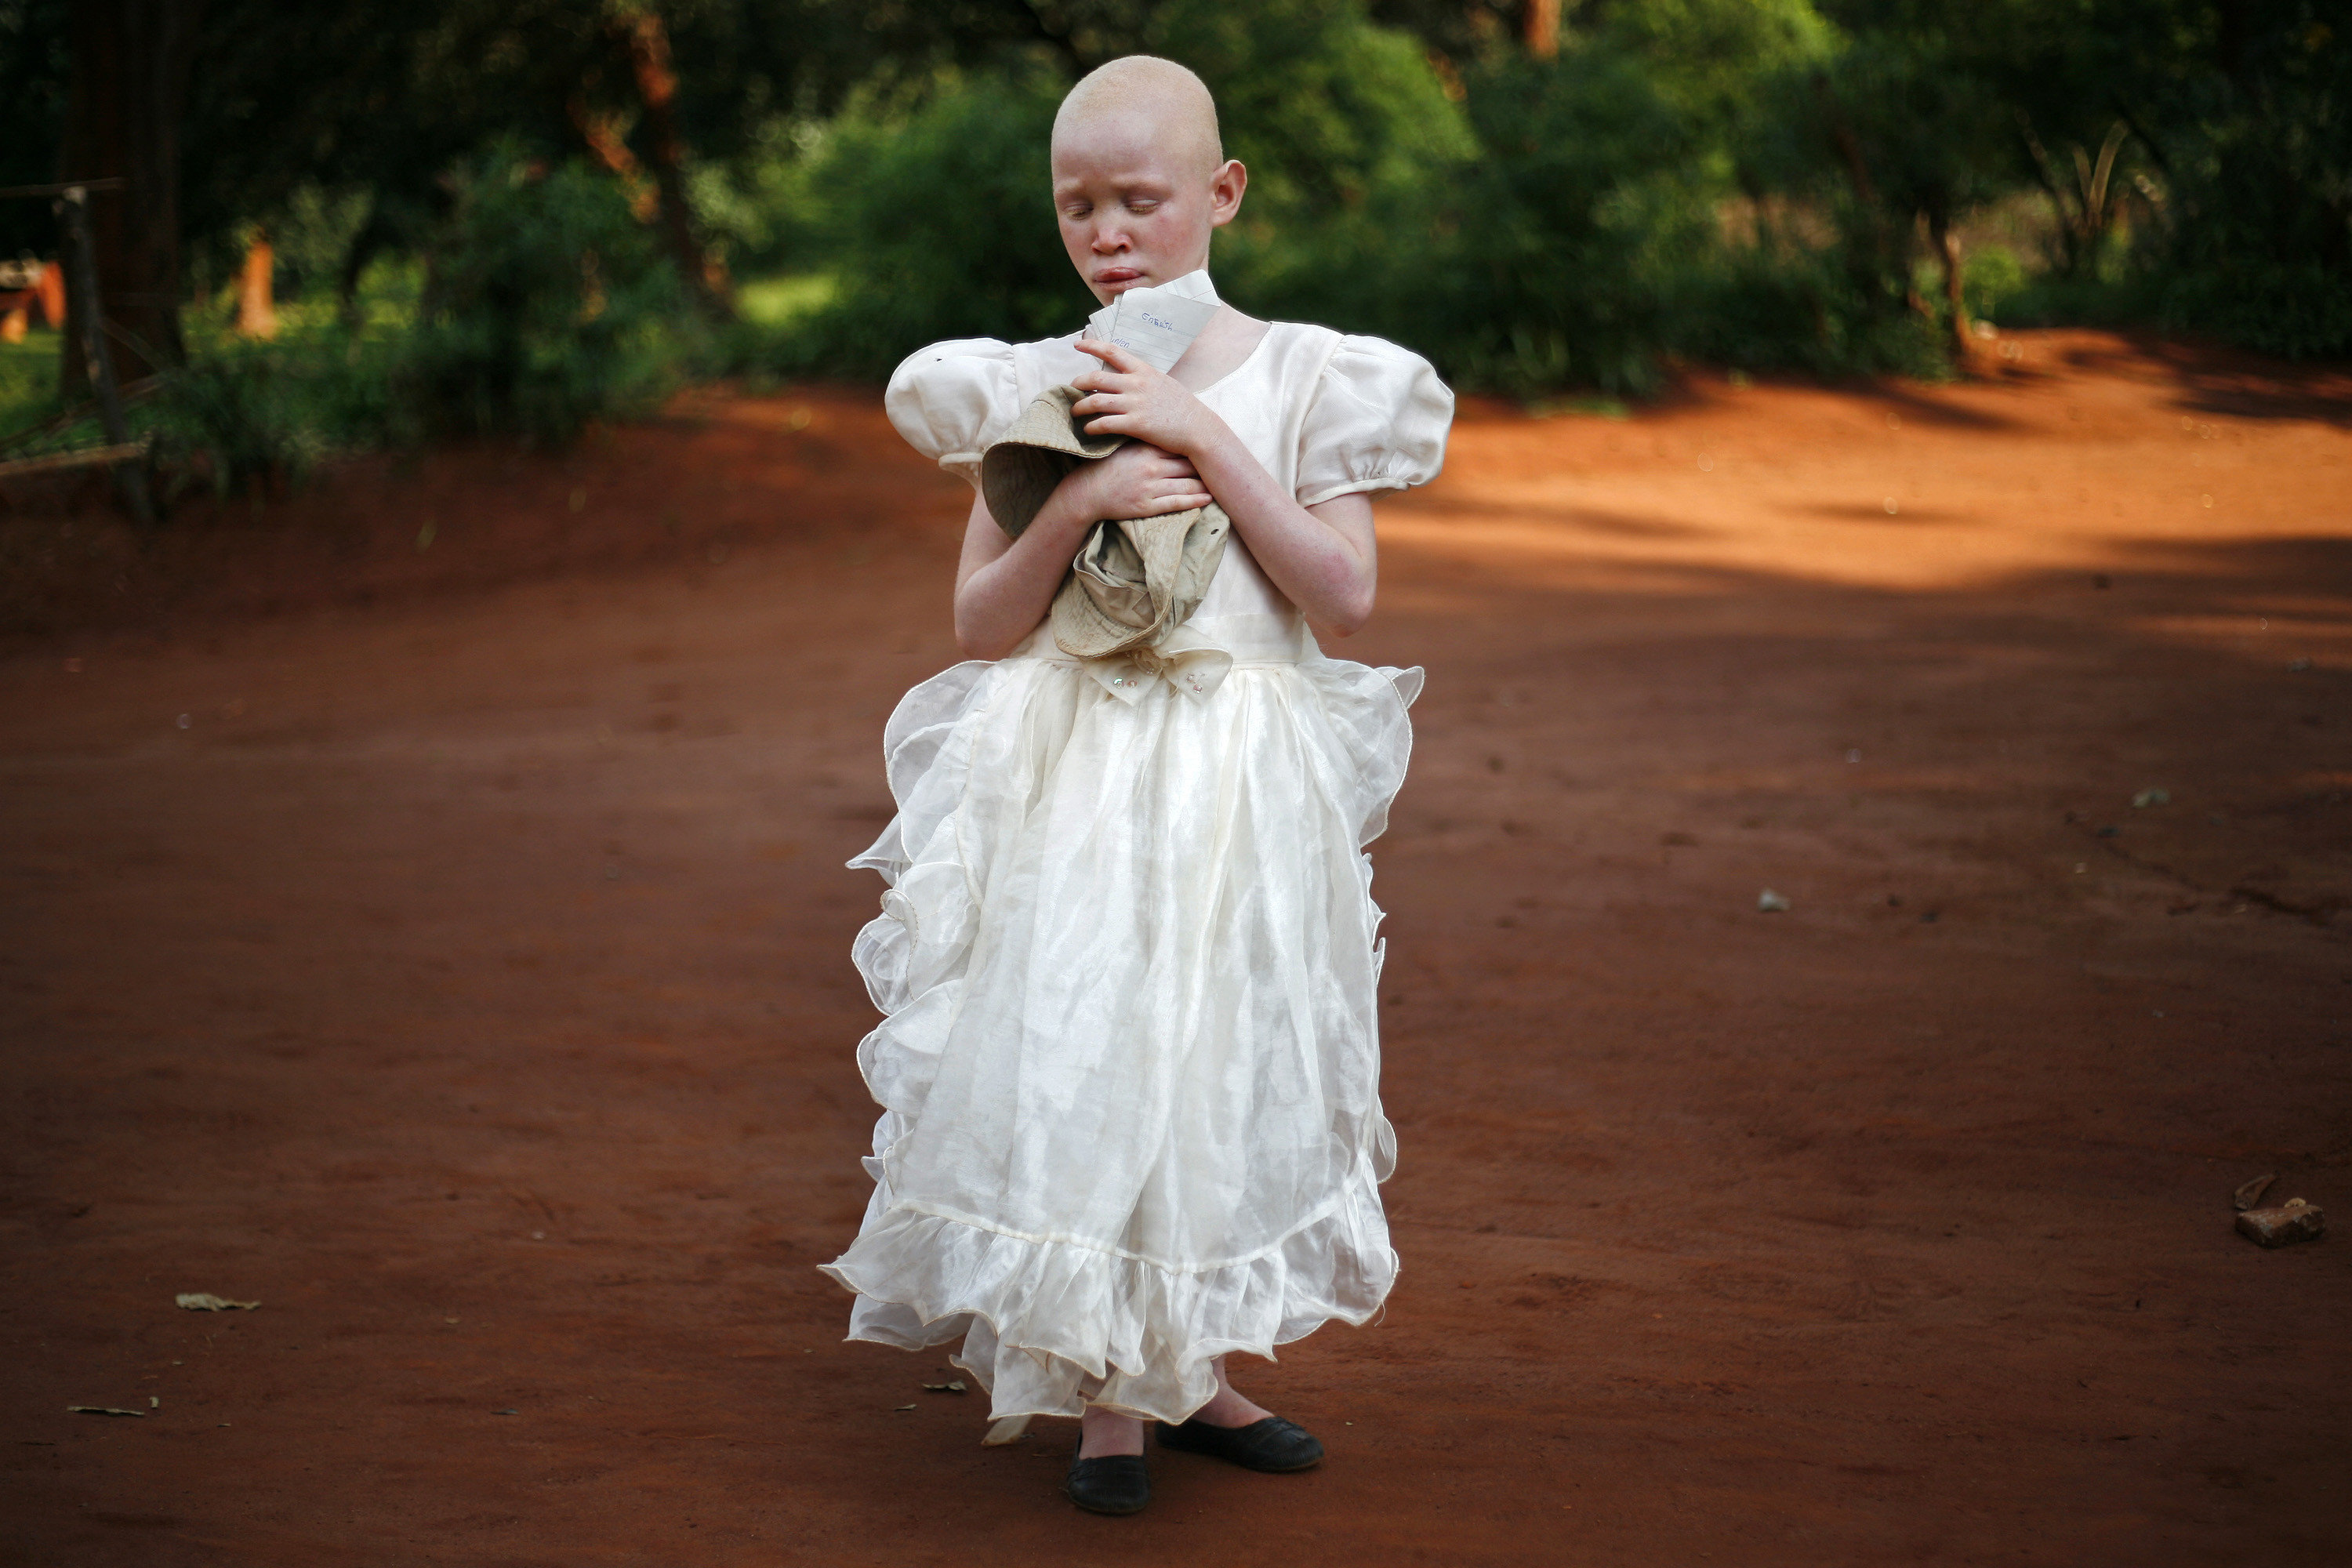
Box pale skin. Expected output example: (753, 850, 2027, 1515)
(951, 104, 1377, 663)
(958, 82, 1374, 1461)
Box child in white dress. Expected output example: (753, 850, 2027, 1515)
(820, 55, 1453, 1516)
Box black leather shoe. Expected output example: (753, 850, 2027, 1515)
(1065, 1453, 1151, 1515)
(1158, 1414, 1324, 1472)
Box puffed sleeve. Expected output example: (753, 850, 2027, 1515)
(1293, 335, 1454, 508)
(884, 338, 1022, 492)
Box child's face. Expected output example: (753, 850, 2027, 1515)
(1051, 114, 1243, 305)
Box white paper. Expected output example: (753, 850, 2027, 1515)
(1083, 283, 1218, 374)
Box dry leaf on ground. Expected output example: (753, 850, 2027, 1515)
(176, 1293, 260, 1311)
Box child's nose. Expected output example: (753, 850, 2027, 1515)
(1091, 223, 1128, 253)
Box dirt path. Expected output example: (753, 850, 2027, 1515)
(3, 332, 2347, 1566)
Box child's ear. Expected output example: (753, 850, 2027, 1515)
(1208, 159, 1248, 228)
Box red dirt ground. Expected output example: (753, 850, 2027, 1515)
(2, 330, 2347, 1566)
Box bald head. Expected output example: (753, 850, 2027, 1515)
(1050, 56, 1245, 301)
(1053, 56, 1224, 180)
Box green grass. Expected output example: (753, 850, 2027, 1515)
(0, 260, 425, 456)
(180, 257, 423, 355)
(1525, 394, 1633, 419)
(0, 333, 63, 437)
(735, 274, 835, 328)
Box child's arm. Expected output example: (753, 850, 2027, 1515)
(952, 441, 1212, 659)
(1069, 339, 1378, 636)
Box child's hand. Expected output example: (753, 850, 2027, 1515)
(1061, 441, 1214, 524)
(1069, 339, 1216, 456)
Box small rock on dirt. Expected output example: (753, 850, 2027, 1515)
(1757, 889, 1791, 913)
(2236, 1200, 2325, 1248)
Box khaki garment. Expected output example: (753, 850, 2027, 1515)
(979, 386, 1229, 661)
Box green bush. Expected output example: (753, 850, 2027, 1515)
(687, 118, 831, 279)
(1421, 48, 1712, 394)
(1669, 242, 1950, 379)
(147, 335, 396, 499)
(1962, 244, 2028, 321)
(742, 0, 2017, 394)
(1170, 0, 1474, 354)
(760, 1, 1477, 382)
(405, 148, 692, 444)
(2158, 260, 2352, 361)
(2138, 3, 2352, 361)
(759, 71, 1078, 380)
(1155, 0, 1474, 259)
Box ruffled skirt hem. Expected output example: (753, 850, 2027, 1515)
(820, 1156, 1397, 1423)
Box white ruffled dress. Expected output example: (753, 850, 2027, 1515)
(820, 310, 1454, 1425)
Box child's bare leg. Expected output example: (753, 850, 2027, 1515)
(1190, 1355, 1276, 1428)
(1080, 1355, 1277, 1457)
(1078, 1403, 1147, 1458)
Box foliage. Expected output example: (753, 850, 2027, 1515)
(1161, 0, 1475, 331)
(0, 333, 53, 433)
(753, 0, 1488, 380)
(183, 186, 376, 310)
(404, 148, 693, 444)
(1414, 46, 1710, 394)
(764, 70, 1080, 379)
(685, 117, 830, 277)
(146, 331, 401, 499)
(1668, 244, 1950, 379)
(2139, 0, 2352, 359)
(3, 0, 2347, 484)
(1154, 0, 1473, 222)
(0, 0, 70, 258)
(748, 0, 1973, 394)
(1961, 244, 2027, 321)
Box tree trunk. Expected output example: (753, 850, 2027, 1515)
(567, 94, 660, 223)
(59, 0, 204, 397)
(34, 258, 66, 328)
(235, 228, 276, 338)
(1928, 208, 1972, 363)
(2015, 111, 2085, 275)
(1815, 77, 1918, 324)
(335, 199, 376, 331)
(1524, 0, 1562, 60)
(614, 8, 731, 321)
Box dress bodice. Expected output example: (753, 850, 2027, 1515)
(884, 307, 1454, 661)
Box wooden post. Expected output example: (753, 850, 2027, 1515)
(617, 8, 732, 319)
(56, 183, 154, 524)
(34, 258, 65, 328)
(236, 227, 278, 338)
(1929, 210, 1973, 363)
(1525, 0, 1562, 60)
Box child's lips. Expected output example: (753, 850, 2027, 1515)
(1095, 267, 1145, 289)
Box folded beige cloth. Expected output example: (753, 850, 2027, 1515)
(979, 386, 1229, 661)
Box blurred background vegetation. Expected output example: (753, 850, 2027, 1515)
(2, 0, 2345, 502)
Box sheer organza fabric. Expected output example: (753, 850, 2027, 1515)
(821, 319, 1449, 1424)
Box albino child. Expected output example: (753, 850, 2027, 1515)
(821, 54, 1453, 1517)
